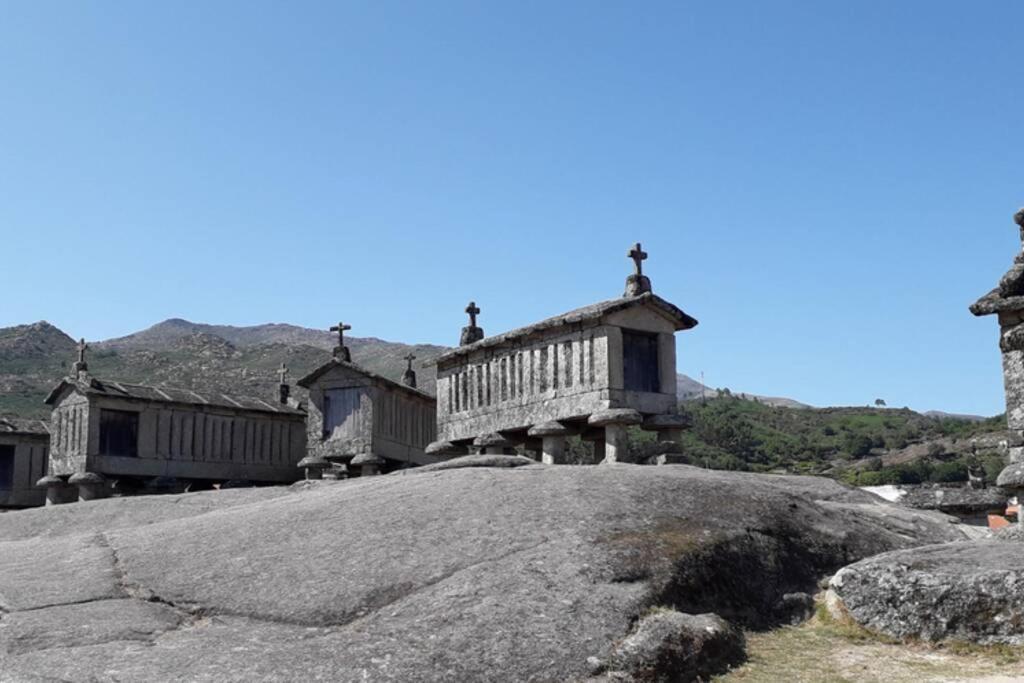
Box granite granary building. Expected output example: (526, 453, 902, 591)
(39, 341, 307, 503)
(427, 243, 698, 464)
(297, 324, 438, 477)
(0, 416, 49, 508)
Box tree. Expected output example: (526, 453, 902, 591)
(874, 398, 887, 407)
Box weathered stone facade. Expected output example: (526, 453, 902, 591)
(971, 209, 1024, 464)
(297, 353, 438, 476)
(42, 362, 306, 502)
(428, 245, 698, 464)
(0, 417, 49, 508)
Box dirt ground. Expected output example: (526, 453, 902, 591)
(716, 604, 1024, 683)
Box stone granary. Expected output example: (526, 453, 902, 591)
(426, 243, 698, 464)
(0, 416, 49, 508)
(972, 208, 1024, 469)
(39, 341, 307, 503)
(296, 323, 438, 477)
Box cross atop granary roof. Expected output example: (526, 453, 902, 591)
(277, 363, 289, 384)
(460, 301, 485, 346)
(628, 242, 647, 276)
(465, 302, 480, 327)
(402, 353, 418, 388)
(624, 242, 653, 297)
(329, 322, 352, 361)
(71, 338, 89, 378)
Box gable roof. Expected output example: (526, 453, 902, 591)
(433, 292, 698, 365)
(296, 357, 435, 402)
(44, 377, 304, 416)
(0, 417, 50, 436)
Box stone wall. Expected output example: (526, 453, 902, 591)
(48, 392, 90, 474)
(0, 433, 48, 507)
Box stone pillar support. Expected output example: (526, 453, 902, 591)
(351, 452, 385, 476)
(472, 433, 517, 456)
(297, 454, 330, 480)
(36, 475, 75, 506)
(68, 472, 109, 501)
(527, 421, 574, 465)
(997, 463, 1024, 526)
(641, 413, 692, 445)
(588, 409, 643, 464)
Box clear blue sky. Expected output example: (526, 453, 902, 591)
(1, 2, 1021, 415)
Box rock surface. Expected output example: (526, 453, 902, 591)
(0, 463, 967, 681)
(829, 539, 1024, 644)
(602, 610, 745, 682)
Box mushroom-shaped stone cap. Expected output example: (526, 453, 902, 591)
(297, 455, 330, 469)
(68, 472, 105, 485)
(351, 452, 385, 466)
(36, 474, 68, 488)
(997, 463, 1024, 489)
(642, 413, 692, 430)
(1015, 207, 1024, 228)
(473, 432, 517, 448)
(425, 440, 468, 456)
(527, 420, 574, 438)
(588, 409, 643, 427)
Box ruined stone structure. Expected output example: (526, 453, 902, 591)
(427, 244, 698, 464)
(297, 325, 438, 477)
(971, 209, 1024, 465)
(40, 342, 306, 502)
(0, 417, 49, 507)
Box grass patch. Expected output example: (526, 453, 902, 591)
(717, 594, 1024, 683)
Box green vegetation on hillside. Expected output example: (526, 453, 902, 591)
(668, 394, 1005, 483)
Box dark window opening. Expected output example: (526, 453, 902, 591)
(623, 330, 660, 393)
(0, 445, 14, 490)
(99, 409, 139, 457)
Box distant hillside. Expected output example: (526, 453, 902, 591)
(674, 394, 1007, 483)
(676, 374, 809, 409)
(0, 319, 448, 419)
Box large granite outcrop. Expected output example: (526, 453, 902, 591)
(828, 540, 1024, 645)
(0, 464, 966, 681)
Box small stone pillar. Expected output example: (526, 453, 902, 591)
(997, 463, 1024, 526)
(297, 454, 330, 480)
(472, 432, 517, 456)
(970, 208, 1024, 461)
(588, 409, 643, 464)
(322, 463, 349, 480)
(351, 452, 385, 476)
(641, 413, 691, 465)
(425, 440, 469, 458)
(36, 475, 75, 506)
(527, 421, 574, 465)
(69, 472, 109, 501)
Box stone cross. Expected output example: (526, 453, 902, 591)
(330, 322, 351, 347)
(465, 302, 481, 328)
(277, 363, 289, 384)
(628, 243, 648, 277)
(404, 353, 416, 371)
(77, 338, 88, 364)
